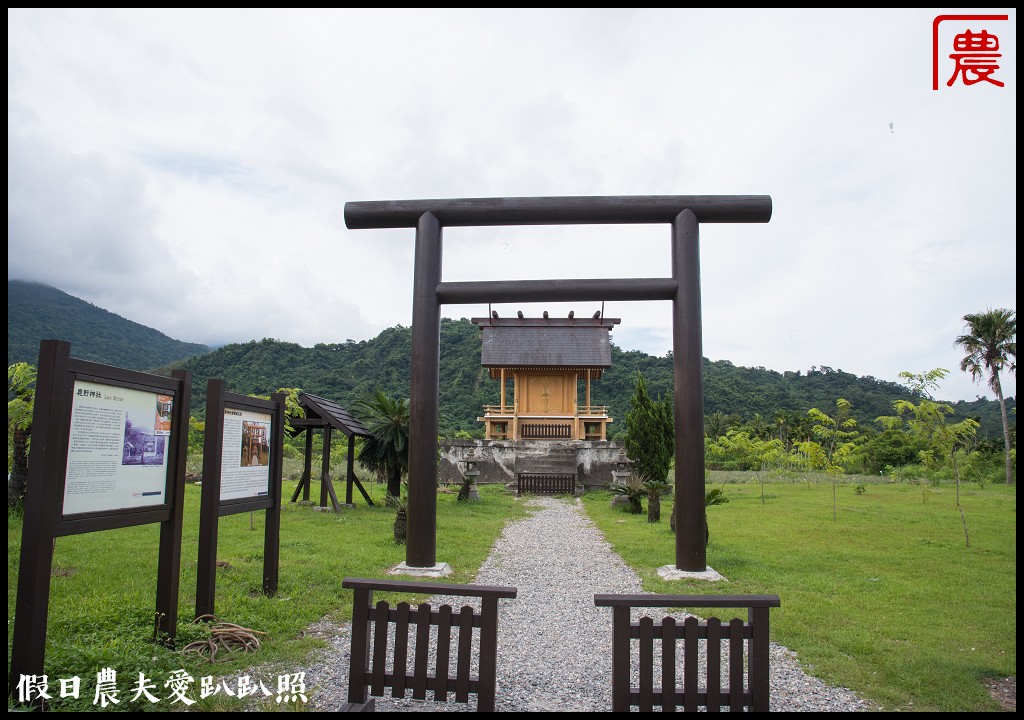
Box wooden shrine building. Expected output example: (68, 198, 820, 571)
(473, 313, 620, 441)
(289, 392, 373, 511)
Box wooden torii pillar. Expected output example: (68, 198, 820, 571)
(345, 195, 772, 571)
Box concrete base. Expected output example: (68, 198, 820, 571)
(297, 500, 315, 506)
(388, 562, 453, 578)
(657, 564, 727, 582)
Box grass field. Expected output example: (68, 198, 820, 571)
(7, 480, 527, 712)
(7, 472, 1016, 712)
(581, 471, 1017, 713)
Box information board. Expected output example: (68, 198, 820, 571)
(219, 407, 273, 501)
(62, 380, 173, 515)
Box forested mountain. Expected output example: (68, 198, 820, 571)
(166, 319, 1012, 442)
(9, 280, 1011, 441)
(8, 280, 211, 370)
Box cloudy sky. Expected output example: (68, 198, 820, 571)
(8, 9, 1016, 403)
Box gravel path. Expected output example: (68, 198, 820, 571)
(301, 495, 875, 712)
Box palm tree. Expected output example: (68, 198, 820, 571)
(610, 475, 645, 515)
(355, 391, 410, 499)
(955, 308, 1016, 485)
(704, 411, 735, 439)
(641, 474, 672, 523)
(746, 412, 770, 440)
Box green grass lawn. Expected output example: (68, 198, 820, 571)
(7, 481, 528, 712)
(8, 473, 1016, 712)
(580, 472, 1016, 713)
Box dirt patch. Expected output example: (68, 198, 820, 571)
(985, 676, 1015, 711)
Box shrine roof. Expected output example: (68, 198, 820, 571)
(290, 392, 371, 438)
(471, 316, 620, 369)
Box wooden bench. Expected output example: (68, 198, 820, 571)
(340, 577, 517, 712)
(593, 593, 781, 712)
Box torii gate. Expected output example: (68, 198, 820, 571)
(344, 195, 772, 573)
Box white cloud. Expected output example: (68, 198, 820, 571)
(8, 8, 1016, 402)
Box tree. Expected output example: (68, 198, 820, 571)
(8, 362, 37, 509)
(858, 428, 924, 475)
(624, 371, 674, 483)
(881, 369, 979, 547)
(610, 474, 646, 515)
(705, 411, 736, 440)
(355, 391, 410, 500)
(808, 398, 859, 468)
(745, 412, 770, 440)
(808, 398, 859, 520)
(641, 474, 671, 523)
(955, 308, 1016, 485)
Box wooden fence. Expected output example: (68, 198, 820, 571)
(340, 577, 517, 712)
(520, 422, 572, 439)
(517, 473, 576, 495)
(593, 593, 781, 712)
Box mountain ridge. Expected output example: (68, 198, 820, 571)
(8, 280, 1011, 440)
(8, 279, 211, 370)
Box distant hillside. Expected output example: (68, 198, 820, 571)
(10, 280, 1010, 441)
(7, 280, 211, 371)
(170, 320, 1013, 442)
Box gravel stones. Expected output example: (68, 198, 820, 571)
(301, 495, 874, 712)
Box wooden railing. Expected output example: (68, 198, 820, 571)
(517, 473, 576, 495)
(520, 422, 572, 439)
(481, 405, 515, 415)
(340, 577, 517, 712)
(593, 594, 781, 712)
(481, 405, 611, 440)
(481, 405, 609, 417)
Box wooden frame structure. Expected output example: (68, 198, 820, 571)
(289, 392, 374, 511)
(9, 340, 191, 703)
(345, 195, 772, 571)
(195, 379, 286, 619)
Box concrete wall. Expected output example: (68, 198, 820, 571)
(438, 438, 632, 491)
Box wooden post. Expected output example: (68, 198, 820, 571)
(499, 368, 506, 409)
(407, 211, 441, 568)
(672, 209, 706, 572)
(319, 426, 330, 508)
(749, 604, 771, 711)
(290, 429, 313, 503)
(195, 379, 226, 618)
(512, 374, 520, 440)
(346, 586, 373, 708)
(8, 340, 68, 701)
(156, 368, 190, 636)
(264, 392, 285, 596)
(345, 435, 356, 505)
